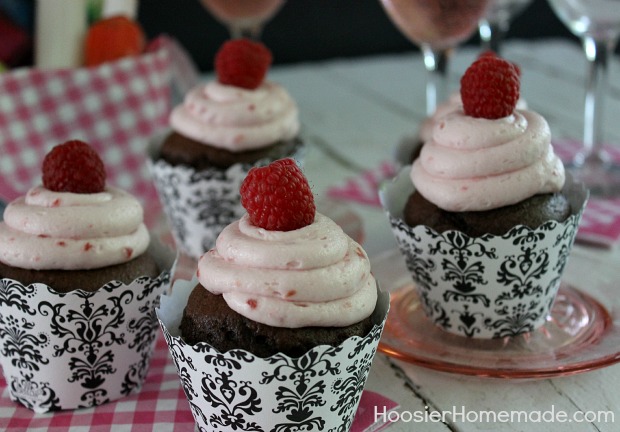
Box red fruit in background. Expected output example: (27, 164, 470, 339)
(240, 158, 315, 231)
(460, 56, 520, 119)
(215, 38, 273, 90)
(42, 140, 106, 193)
(84, 15, 145, 66)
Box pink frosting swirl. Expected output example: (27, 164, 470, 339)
(0, 186, 150, 270)
(170, 80, 299, 151)
(418, 92, 528, 143)
(197, 213, 377, 328)
(412, 109, 565, 211)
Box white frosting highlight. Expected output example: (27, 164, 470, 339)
(0, 186, 150, 270)
(418, 92, 528, 143)
(412, 109, 565, 211)
(170, 80, 300, 151)
(197, 213, 377, 328)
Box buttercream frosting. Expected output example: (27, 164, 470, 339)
(170, 80, 299, 151)
(197, 212, 377, 328)
(0, 186, 149, 270)
(412, 109, 565, 211)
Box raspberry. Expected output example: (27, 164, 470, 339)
(478, 50, 521, 76)
(84, 16, 145, 67)
(460, 56, 520, 119)
(215, 38, 272, 90)
(240, 158, 315, 231)
(42, 140, 106, 194)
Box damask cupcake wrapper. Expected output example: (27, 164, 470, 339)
(157, 279, 389, 432)
(380, 166, 588, 339)
(147, 133, 305, 260)
(0, 242, 176, 413)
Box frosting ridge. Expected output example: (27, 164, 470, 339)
(412, 109, 565, 211)
(170, 80, 300, 151)
(197, 213, 377, 328)
(0, 186, 149, 270)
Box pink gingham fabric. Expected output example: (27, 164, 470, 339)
(327, 161, 398, 207)
(327, 140, 620, 247)
(0, 333, 397, 432)
(0, 36, 194, 226)
(553, 139, 620, 247)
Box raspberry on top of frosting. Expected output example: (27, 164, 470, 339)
(169, 39, 299, 152)
(197, 158, 377, 328)
(42, 140, 106, 193)
(215, 38, 273, 90)
(0, 140, 149, 270)
(411, 56, 565, 212)
(240, 158, 315, 231)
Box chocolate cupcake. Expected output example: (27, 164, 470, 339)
(0, 140, 173, 412)
(0, 252, 159, 293)
(180, 281, 375, 358)
(381, 56, 587, 339)
(158, 159, 388, 431)
(396, 53, 528, 167)
(0, 141, 160, 289)
(149, 39, 304, 259)
(404, 190, 571, 237)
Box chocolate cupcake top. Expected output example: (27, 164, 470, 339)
(196, 159, 377, 328)
(170, 39, 299, 152)
(411, 55, 565, 212)
(0, 140, 149, 270)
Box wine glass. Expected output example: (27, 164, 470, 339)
(200, 0, 285, 40)
(547, 0, 620, 196)
(379, 0, 491, 116)
(479, 0, 533, 54)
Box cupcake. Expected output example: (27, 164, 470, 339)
(396, 52, 527, 166)
(0, 140, 174, 412)
(158, 159, 389, 431)
(149, 38, 303, 259)
(381, 56, 587, 339)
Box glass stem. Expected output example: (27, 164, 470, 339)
(229, 23, 263, 40)
(579, 35, 616, 166)
(422, 45, 451, 116)
(479, 19, 509, 54)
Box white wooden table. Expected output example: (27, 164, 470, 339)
(267, 39, 620, 432)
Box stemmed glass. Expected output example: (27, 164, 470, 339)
(547, 0, 620, 196)
(200, 0, 285, 40)
(379, 0, 491, 116)
(479, 0, 533, 54)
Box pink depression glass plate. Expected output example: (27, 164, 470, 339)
(373, 249, 620, 379)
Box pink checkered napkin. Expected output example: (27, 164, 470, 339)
(0, 36, 199, 226)
(552, 139, 620, 247)
(327, 161, 398, 207)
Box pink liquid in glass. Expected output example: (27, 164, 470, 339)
(380, 0, 490, 50)
(200, 0, 284, 26)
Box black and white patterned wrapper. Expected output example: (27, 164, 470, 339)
(147, 132, 305, 260)
(380, 166, 588, 339)
(157, 278, 389, 432)
(0, 241, 176, 413)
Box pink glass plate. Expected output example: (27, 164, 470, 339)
(374, 249, 620, 379)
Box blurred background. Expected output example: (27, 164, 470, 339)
(0, 0, 588, 72)
(137, 0, 577, 71)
